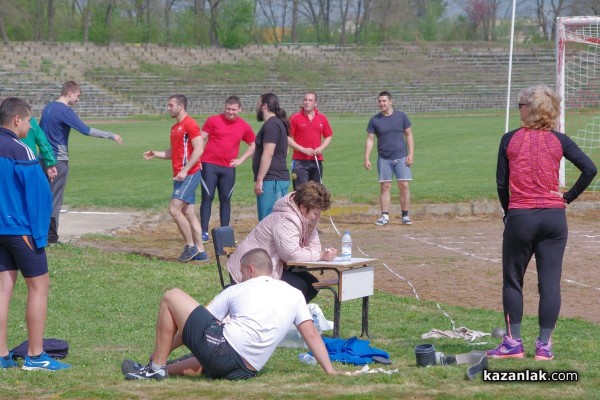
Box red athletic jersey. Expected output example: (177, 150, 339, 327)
(289, 108, 333, 161)
(497, 127, 597, 213)
(200, 114, 255, 167)
(503, 128, 564, 209)
(170, 115, 201, 177)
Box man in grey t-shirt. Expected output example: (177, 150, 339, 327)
(364, 91, 415, 225)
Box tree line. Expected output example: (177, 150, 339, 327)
(0, 0, 598, 48)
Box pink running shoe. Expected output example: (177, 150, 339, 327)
(534, 339, 554, 361)
(486, 335, 525, 359)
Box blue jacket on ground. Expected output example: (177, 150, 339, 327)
(0, 127, 52, 248)
(316, 336, 390, 365)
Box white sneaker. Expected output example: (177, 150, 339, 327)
(375, 215, 389, 226)
(402, 216, 412, 225)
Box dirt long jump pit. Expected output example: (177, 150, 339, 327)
(76, 204, 600, 325)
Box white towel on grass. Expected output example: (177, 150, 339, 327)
(421, 327, 490, 342)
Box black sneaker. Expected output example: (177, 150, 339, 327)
(121, 359, 144, 376)
(125, 362, 168, 380)
(178, 245, 199, 262)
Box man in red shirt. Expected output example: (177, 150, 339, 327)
(199, 96, 255, 242)
(288, 92, 333, 190)
(143, 94, 208, 262)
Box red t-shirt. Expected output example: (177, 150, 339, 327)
(289, 108, 333, 161)
(200, 114, 255, 167)
(506, 128, 565, 209)
(170, 115, 201, 177)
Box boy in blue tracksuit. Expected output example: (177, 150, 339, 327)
(0, 97, 70, 371)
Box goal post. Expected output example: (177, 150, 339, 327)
(556, 16, 600, 191)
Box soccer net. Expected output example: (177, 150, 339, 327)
(556, 16, 600, 191)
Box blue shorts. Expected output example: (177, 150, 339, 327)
(172, 172, 202, 204)
(256, 180, 289, 221)
(0, 235, 48, 278)
(182, 306, 256, 380)
(377, 157, 412, 182)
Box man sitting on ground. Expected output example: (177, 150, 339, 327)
(123, 248, 344, 380)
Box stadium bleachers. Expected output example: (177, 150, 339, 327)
(0, 42, 556, 117)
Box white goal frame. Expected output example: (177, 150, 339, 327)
(556, 16, 600, 190)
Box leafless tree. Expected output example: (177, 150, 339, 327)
(0, 10, 8, 44)
(164, 0, 178, 42)
(354, 0, 373, 44)
(257, 0, 290, 43)
(129, 0, 145, 24)
(371, 0, 413, 42)
(73, 0, 92, 42)
(48, 0, 56, 41)
(104, 0, 117, 41)
(570, 0, 600, 15)
(207, 0, 223, 45)
(532, 0, 571, 41)
(32, 0, 44, 40)
(459, 0, 498, 40)
(337, 0, 352, 45)
(188, 0, 208, 45)
(298, 0, 333, 42)
(532, 0, 550, 40)
(0, 0, 19, 43)
(291, 0, 299, 42)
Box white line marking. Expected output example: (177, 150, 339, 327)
(63, 211, 127, 215)
(407, 235, 501, 263)
(408, 235, 600, 292)
(564, 279, 600, 291)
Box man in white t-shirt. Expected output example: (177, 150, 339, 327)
(124, 248, 342, 380)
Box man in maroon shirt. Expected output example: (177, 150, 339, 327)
(288, 92, 333, 190)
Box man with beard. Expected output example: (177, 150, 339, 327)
(252, 93, 290, 221)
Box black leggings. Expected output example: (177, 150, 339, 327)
(281, 269, 319, 303)
(502, 208, 568, 329)
(200, 163, 236, 233)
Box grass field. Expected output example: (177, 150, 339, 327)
(64, 111, 596, 210)
(2, 246, 597, 399)
(1, 112, 598, 399)
(64, 112, 511, 209)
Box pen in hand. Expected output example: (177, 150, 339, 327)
(322, 247, 337, 261)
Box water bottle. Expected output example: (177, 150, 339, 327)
(312, 313, 322, 334)
(298, 352, 317, 365)
(341, 230, 352, 261)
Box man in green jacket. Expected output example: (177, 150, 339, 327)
(20, 116, 57, 181)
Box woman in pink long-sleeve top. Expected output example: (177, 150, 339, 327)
(227, 182, 337, 302)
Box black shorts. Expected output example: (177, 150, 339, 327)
(0, 235, 48, 278)
(182, 306, 256, 380)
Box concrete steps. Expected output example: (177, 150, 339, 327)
(0, 42, 559, 116)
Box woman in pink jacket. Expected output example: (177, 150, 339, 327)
(227, 181, 337, 302)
